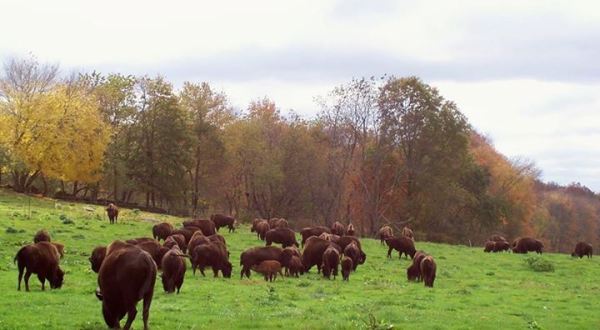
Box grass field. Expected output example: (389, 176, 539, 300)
(0, 188, 599, 329)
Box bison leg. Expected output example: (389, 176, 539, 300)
(24, 270, 32, 292)
(212, 267, 219, 277)
(142, 291, 153, 330)
(200, 267, 206, 277)
(123, 307, 137, 330)
(387, 247, 393, 258)
(17, 264, 24, 291)
(38, 274, 45, 290)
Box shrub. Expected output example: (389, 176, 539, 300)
(5, 227, 18, 234)
(525, 256, 555, 272)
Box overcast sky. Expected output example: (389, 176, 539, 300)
(2, 0, 599, 190)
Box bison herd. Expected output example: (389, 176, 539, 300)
(12, 206, 595, 329)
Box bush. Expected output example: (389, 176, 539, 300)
(5, 227, 18, 234)
(525, 256, 555, 272)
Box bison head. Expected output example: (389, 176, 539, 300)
(50, 268, 64, 289)
(222, 261, 233, 278)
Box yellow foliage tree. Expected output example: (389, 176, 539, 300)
(0, 84, 110, 191)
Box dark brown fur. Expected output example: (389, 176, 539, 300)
(407, 251, 427, 281)
(385, 237, 416, 259)
(493, 240, 510, 252)
(343, 241, 361, 271)
(164, 234, 187, 253)
(572, 242, 593, 258)
(211, 214, 236, 233)
(188, 231, 210, 263)
(255, 221, 271, 241)
(152, 222, 173, 241)
(300, 226, 331, 247)
(321, 246, 340, 279)
(331, 221, 346, 236)
(90, 246, 107, 273)
(191, 241, 232, 277)
(96, 244, 156, 330)
(182, 219, 216, 236)
(239, 246, 283, 278)
(288, 256, 304, 277)
(512, 237, 543, 254)
(484, 241, 495, 253)
(106, 203, 119, 224)
(420, 256, 436, 287)
(301, 236, 341, 273)
(33, 229, 51, 243)
(281, 246, 302, 275)
(252, 260, 283, 281)
(136, 240, 170, 270)
(378, 226, 393, 244)
(14, 242, 64, 291)
(341, 256, 353, 281)
(161, 246, 187, 293)
(265, 227, 298, 248)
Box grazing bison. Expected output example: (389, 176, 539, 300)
(211, 214, 236, 233)
(331, 221, 346, 236)
(106, 203, 119, 224)
(188, 232, 210, 258)
(484, 241, 495, 253)
(321, 246, 340, 279)
(343, 241, 361, 271)
(14, 242, 64, 291)
(377, 226, 393, 244)
(33, 229, 51, 243)
(493, 240, 510, 252)
(281, 246, 302, 275)
(164, 234, 187, 253)
(301, 236, 341, 273)
(90, 246, 107, 273)
(191, 241, 232, 277)
(332, 236, 366, 265)
(300, 226, 331, 247)
(161, 246, 187, 293)
(346, 223, 355, 236)
(255, 221, 271, 241)
(265, 227, 298, 248)
(407, 251, 427, 281)
(240, 246, 283, 279)
(385, 237, 416, 259)
(512, 237, 543, 254)
(572, 242, 593, 258)
(251, 218, 266, 233)
(341, 256, 353, 281)
(420, 256, 436, 287)
(182, 219, 216, 236)
(252, 260, 283, 282)
(401, 226, 414, 240)
(152, 222, 173, 241)
(96, 244, 156, 330)
(136, 240, 169, 269)
(288, 256, 304, 277)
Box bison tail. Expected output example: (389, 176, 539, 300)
(13, 246, 26, 264)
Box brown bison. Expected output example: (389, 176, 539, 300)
(211, 214, 236, 233)
(321, 246, 340, 279)
(252, 260, 283, 282)
(171, 228, 195, 244)
(191, 241, 232, 277)
(341, 256, 353, 281)
(288, 256, 304, 277)
(385, 237, 416, 259)
(240, 246, 283, 279)
(14, 242, 64, 291)
(493, 240, 510, 252)
(377, 226, 393, 244)
(269, 218, 288, 229)
(343, 241, 361, 271)
(332, 236, 366, 265)
(96, 243, 156, 330)
(106, 203, 119, 224)
(33, 229, 51, 243)
(401, 226, 414, 240)
(255, 221, 271, 241)
(331, 221, 346, 236)
(188, 231, 210, 259)
(300, 226, 331, 247)
(208, 234, 227, 246)
(407, 251, 427, 281)
(512, 237, 543, 254)
(265, 228, 298, 248)
(251, 218, 267, 232)
(484, 241, 495, 253)
(301, 236, 341, 273)
(420, 255, 436, 287)
(164, 234, 187, 253)
(136, 240, 170, 269)
(182, 219, 216, 236)
(152, 222, 173, 241)
(572, 242, 593, 258)
(161, 246, 187, 293)
(346, 223, 355, 236)
(90, 246, 107, 273)
(281, 246, 302, 276)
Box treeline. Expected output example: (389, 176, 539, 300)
(0, 56, 598, 250)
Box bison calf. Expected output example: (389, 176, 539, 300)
(252, 260, 283, 282)
(321, 246, 340, 280)
(341, 256, 353, 281)
(420, 255, 436, 287)
(161, 246, 187, 293)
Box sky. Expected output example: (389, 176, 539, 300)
(2, 0, 599, 190)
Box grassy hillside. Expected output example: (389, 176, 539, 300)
(0, 189, 598, 329)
